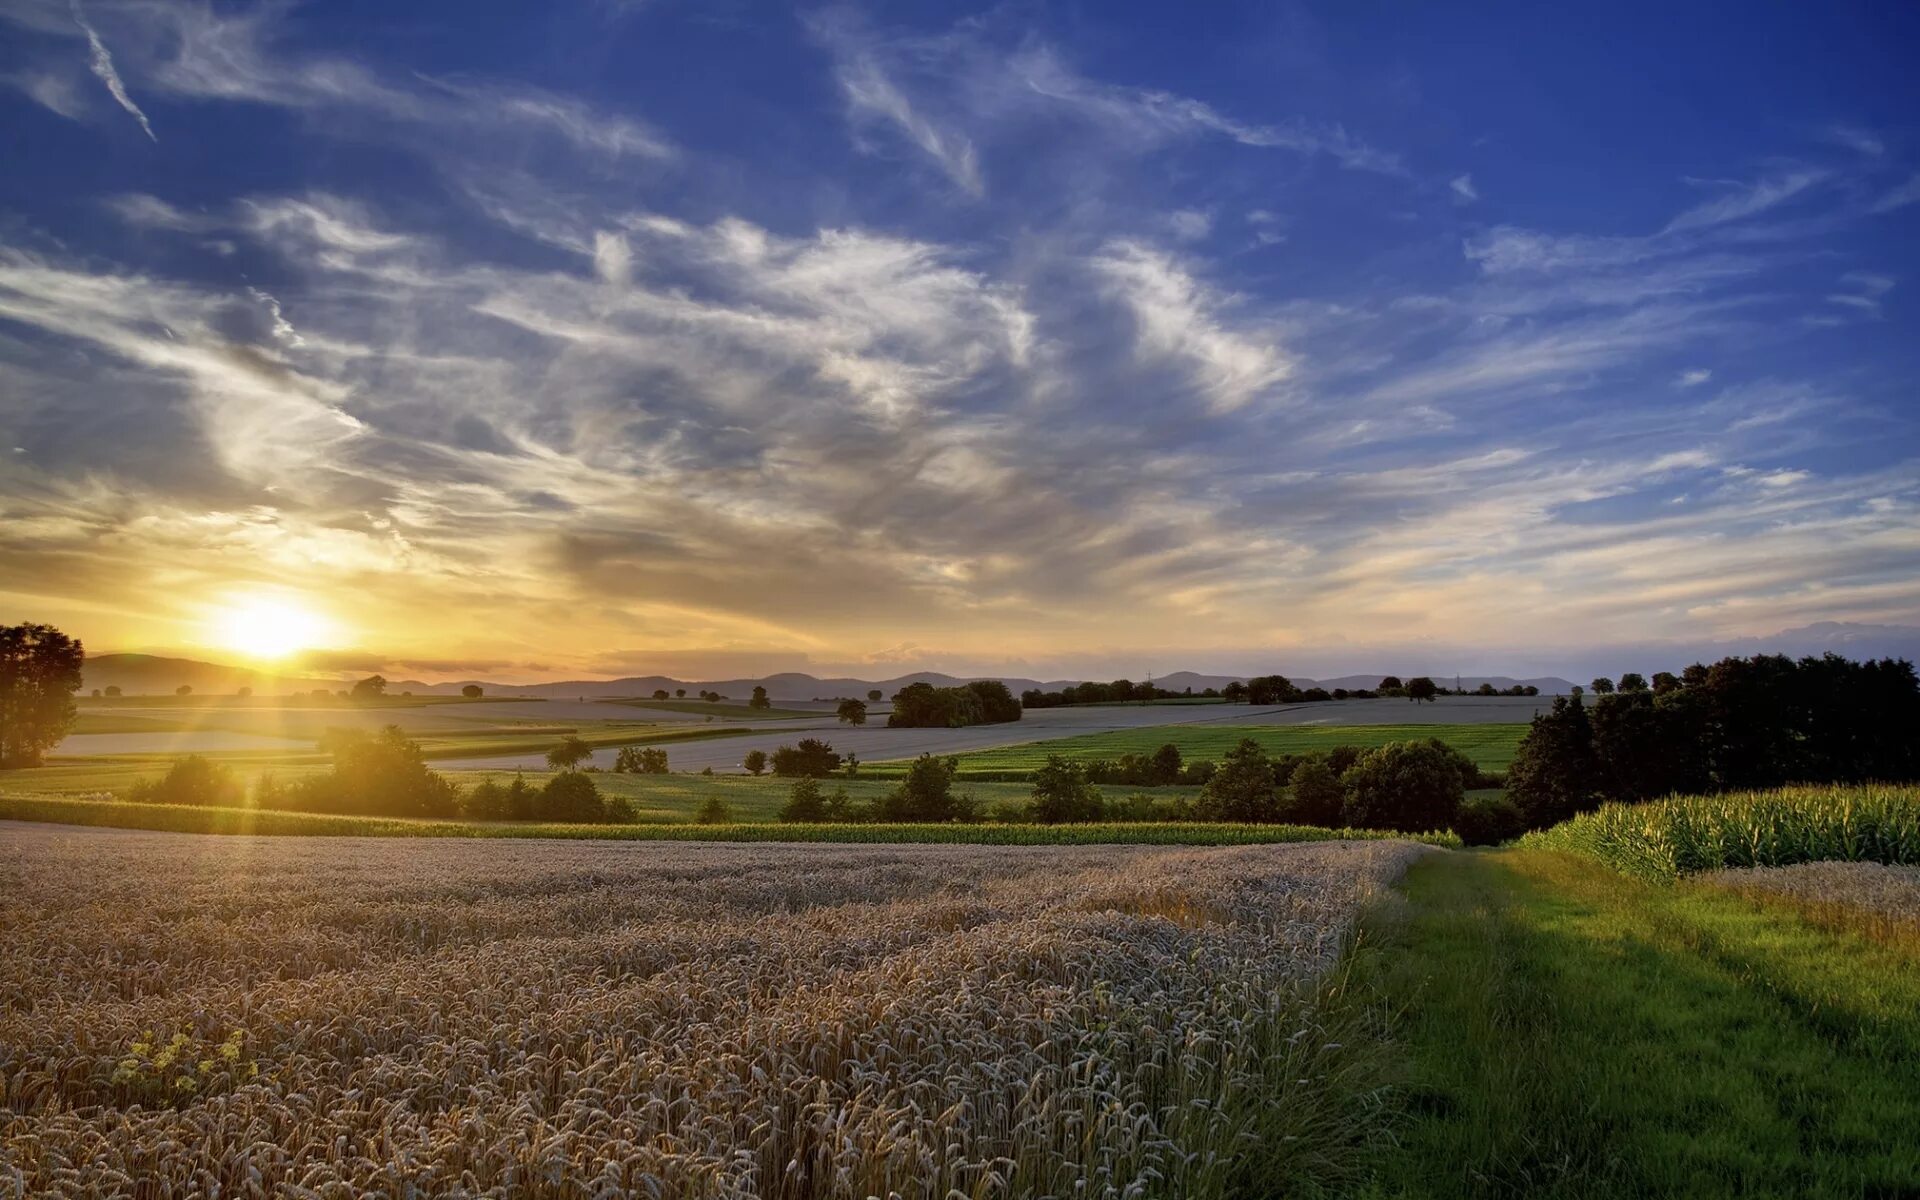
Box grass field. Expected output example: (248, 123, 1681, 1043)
(605, 697, 820, 719)
(0, 792, 1457, 845)
(872, 722, 1528, 776)
(1337, 848, 1920, 1197)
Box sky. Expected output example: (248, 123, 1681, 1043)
(1, 0, 1917, 684)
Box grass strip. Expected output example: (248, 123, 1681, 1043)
(1333, 848, 1920, 1198)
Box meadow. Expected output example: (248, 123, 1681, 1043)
(0, 825, 1426, 1197)
(872, 722, 1528, 777)
(607, 698, 821, 720)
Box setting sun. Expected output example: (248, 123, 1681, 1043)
(214, 598, 332, 660)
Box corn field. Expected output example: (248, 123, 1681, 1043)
(1521, 784, 1920, 881)
(0, 824, 1426, 1197)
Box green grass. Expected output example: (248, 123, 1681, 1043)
(1336, 848, 1920, 1198)
(1521, 784, 1920, 880)
(0, 793, 1456, 846)
(871, 722, 1527, 777)
(605, 698, 820, 720)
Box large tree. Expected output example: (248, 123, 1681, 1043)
(0, 623, 84, 767)
(749, 685, 772, 710)
(1341, 741, 1465, 832)
(1195, 738, 1280, 822)
(836, 698, 868, 725)
(1505, 696, 1601, 828)
(1406, 676, 1437, 704)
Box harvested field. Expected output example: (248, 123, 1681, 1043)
(0, 824, 1427, 1198)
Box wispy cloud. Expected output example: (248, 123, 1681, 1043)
(72, 1, 155, 140)
(1662, 168, 1826, 233)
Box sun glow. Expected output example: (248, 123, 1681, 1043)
(213, 597, 333, 660)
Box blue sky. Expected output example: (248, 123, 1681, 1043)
(1, 0, 1916, 682)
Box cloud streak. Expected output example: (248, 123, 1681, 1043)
(73, 1, 154, 140)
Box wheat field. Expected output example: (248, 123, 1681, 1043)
(0, 823, 1425, 1198)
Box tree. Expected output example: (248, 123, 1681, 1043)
(538, 770, 609, 822)
(546, 736, 593, 771)
(696, 797, 732, 825)
(836, 698, 868, 726)
(0, 623, 85, 768)
(652, 689, 671, 701)
(1617, 672, 1649, 694)
(237, 685, 253, 698)
(877, 753, 962, 821)
(1195, 739, 1280, 822)
(1030, 755, 1104, 823)
(743, 749, 767, 775)
(1220, 681, 1248, 702)
(1246, 675, 1301, 705)
(461, 684, 484, 698)
(675, 688, 686, 698)
(104, 685, 122, 698)
(1589, 676, 1615, 695)
(351, 675, 388, 699)
(749, 686, 771, 711)
(463, 774, 537, 821)
(1506, 696, 1601, 829)
(1149, 742, 1183, 785)
(1650, 672, 1679, 697)
(867, 689, 883, 703)
(176, 685, 193, 696)
(771, 738, 842, 777)
(779, 777, 830, 823)
(127, 755, 244, 808)
(1406, 677, 1437, 704)
(1378, 676, 1403, 693)
(613, 746, 668, 773)
(1341, 742, 1465, 832)
(297, 725, 459, 818)
(1278, 756, 1344, 827)
(1569, 684, 1584, 697)
(1454, 795, 1526, 846)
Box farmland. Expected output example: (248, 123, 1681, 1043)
(0, 824, 1426, 1197)
(877, 722, 1528, 777)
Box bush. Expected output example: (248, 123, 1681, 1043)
(1453, 794, 1527, 846)
(127, 756, 244, 808)
(1341, 741, 1465, 833)
(271, 727, 458, 819)
(461, 774, 538, 821)
(742, 750, 766, 776)
(695, 797, 732, 825)
(1030, 755, 1104, 824)
(779, 777, 828, 823)
(877, 753, 963, 821)
(1195, 739, 1280, 823)
(537, 771, 610, 823)
(771, 738, 841, 777)
(1276, 756, 1343, 827)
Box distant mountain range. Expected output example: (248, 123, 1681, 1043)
(78, 622, 1920, 701)
(77, 654, 1576, 700)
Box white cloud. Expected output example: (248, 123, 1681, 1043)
(592, 231, 633, 286)
(1675, 368, 1713, 388)
(1662, 169, 1825, 234)
(1450, 174, 1478, 203)
(73, 2, 156, 141)
(1167, 209, 1212, 241)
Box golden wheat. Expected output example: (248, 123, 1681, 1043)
(0, 824, 1425, 1198)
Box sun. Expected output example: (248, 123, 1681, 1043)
(214, 597, 332, 660)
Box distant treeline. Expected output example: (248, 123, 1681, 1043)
(1020, 674, 1538, 707)
(1508, 653, 1920, 831)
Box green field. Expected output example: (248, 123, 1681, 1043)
(0, 794, 1455, 846)
(606, 698, 820, 720)
(1336, 847, 1920, 1196)
(871, 722, 1528, 776)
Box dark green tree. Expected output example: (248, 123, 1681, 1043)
(1406, 677, 1437, 704)
(836, 698, 868, 725)
(771, 737, 842, 777)
(546, 736, 593, 771)
(0, 622, 84, 767)
(1030, 755, 1104, 823)
(1617, 672, 1649, 694)
(1341, 741, 1465, 832)
(461, 684, 483, 698)
(1196, 739, 1280, 822)
(1506, 696, 1601, 828)
(1278, 756, 1344, 826)
(749, 685, 771, 710)
(877, 753, 961, 821)
(351, 674, 387, 698)
(743, 749, 767, 775)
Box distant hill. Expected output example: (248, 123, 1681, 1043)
(83, 622, 1920, 700)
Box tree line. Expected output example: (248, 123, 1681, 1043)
(1505, 653, 1920, 832)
